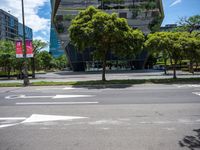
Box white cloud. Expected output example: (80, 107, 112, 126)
(0, 0, 50, 41)
(34, 36, 48, 43)
(170, 0, 182, 7)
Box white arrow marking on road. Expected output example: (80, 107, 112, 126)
(5, 94, 94, 99)
(0, 114, 88, 129)
(193, 92, 200, 96)
(16, 102, 99, 105)
(21, 114, 88, 123)
(0, 123, 20, 129)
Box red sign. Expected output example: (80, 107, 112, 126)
(16, 40, 23, 58)
(26, 40, 33, 58)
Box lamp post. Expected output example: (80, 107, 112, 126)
(21, 0, 29, 86)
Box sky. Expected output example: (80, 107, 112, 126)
(0, 0, 200, 51)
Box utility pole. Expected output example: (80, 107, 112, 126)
(21, 0, 29, 86)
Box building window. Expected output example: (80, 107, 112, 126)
(119, 12, 127, 19)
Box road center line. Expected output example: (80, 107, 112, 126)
(16, 102, 99, 105)
(0, 117, 26, 120)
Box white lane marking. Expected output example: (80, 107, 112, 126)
(193, 92, 200, 96)
(89, 120, 122, 125)
(22, 114, 87, 123)
(5, 94, 94, 99)
(53, 95, 94, 99)
(0, 117, 26, 120)
(16, 102, 99, 105)
(176, 84, 200, 88)
(36, 87, 77, 90)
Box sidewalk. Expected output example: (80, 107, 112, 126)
(0, 70, 200, 83)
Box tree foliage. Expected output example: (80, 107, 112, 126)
(0, 40, 68, 78)
(177, 15, 200, 34)
(145, 31, 200, 78)
(69, 6, 144, 81)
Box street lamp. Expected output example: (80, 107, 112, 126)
(21, 0, 29, 86)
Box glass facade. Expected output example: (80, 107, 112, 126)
(0, 9, 18, 41)
(49, 24, 64, 58)
(51, 0, 164, 71)
(0, 9, 33, 41)
(18, 22, 33, 40)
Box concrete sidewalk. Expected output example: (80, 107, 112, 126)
(0, 70, 200, 83)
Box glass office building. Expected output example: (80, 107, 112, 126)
(50, 0, 65, 58)
(0, 9, 18, 41)
(18, 22, 33, 40)
(51, 0, 164, 71)
(49, 24, 64, 58)
(0, 9, 33, 41)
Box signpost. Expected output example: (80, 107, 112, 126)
(21, 0, 29, 86)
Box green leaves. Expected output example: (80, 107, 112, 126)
(69, 6, 144, 80)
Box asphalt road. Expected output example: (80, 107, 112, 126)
(0, 84, 200, 150)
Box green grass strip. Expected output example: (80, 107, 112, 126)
(0, 78, 200, 87)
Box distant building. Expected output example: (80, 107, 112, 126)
(51, 0, 164, 71)
(0, 9, 18, 41)
(161, 24, 200, 32)
(18, 22, 33, 40)
(160, 24, 177, 31)
(0, 9, 33, 41)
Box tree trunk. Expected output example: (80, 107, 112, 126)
(102, 55, 106, 81)
(31, 58, 36, 79)
(7, 67, 11, 79)
(189, 61, 194, 75)
(173, 61, 177, 79)
(164, 58, 167, 75)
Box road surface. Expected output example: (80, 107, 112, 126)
(0, 84, 200, 150)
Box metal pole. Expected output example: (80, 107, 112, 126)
(21, 0, 29, 86)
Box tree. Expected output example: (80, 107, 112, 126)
(69, 6, 144, 81)
(177, 15, 200, 34)
(145, 32, 183, 79)
(31, 40, 47, 78)
(36, 51, 53, 70)
(180, 32, 200, 74)
(0, 40, 15, 78)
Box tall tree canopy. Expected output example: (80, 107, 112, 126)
(69, 6, 144, 81)
(145, 32, 184, 79)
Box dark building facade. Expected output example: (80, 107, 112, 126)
(51, 0, 164, 71)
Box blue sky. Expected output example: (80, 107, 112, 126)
(0, 0, 200, 51)
(162, 0, 200, 25)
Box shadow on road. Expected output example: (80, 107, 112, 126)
(179, 129, 200, 150)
